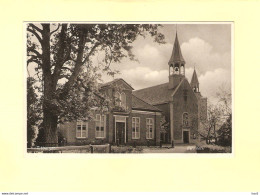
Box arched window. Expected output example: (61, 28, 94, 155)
(183, 113, 189, 127)
(121, 92, 126, 109)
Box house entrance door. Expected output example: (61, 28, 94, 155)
(116, 122, 125, 145)
(183, 131, 189, 143)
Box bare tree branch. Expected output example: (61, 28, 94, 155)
(50, 24, 61, 37)
(29, 24, 43, 33)
(52, 24, 68, 84)
(28, 47, 42, 58)
(27, 28, 42, 44)
(27, 55, 42, 66)
(61, 67, 73, 72)
(81, 43, 100, 65)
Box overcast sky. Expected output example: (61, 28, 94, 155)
(28, 23, 232, 104)
(100, 23, 232, 104)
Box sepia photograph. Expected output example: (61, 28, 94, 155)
(26, 23, 232, 154)
(3, 0, 260, 193)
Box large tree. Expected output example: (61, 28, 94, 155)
(27, 23, 165, 146)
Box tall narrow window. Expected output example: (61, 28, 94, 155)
(76, 121, 88, 138)
(95, 114, 106, 138)
(115, 91, 121, 106)
(132, 117, 140, 139)
(183, 113, 189, 127)
(121, 92, 126, 109)
(146, 118, 154, 139)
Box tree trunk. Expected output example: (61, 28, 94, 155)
(206, 128, 211, 145)
(43, 109, 58, 146)
(41, 24, 59, 146)
(213, 124, 217, 145)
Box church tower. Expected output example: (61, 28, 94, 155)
(191, 68, 200, 93)
(168, 32, 186, 89)
(168, 32, 186, 76)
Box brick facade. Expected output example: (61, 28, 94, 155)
(133, 32, 207, 144)
(58, 79, 162, 146)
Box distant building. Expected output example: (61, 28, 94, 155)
(59, 32, 207, 146)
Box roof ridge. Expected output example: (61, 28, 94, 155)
(101, 78, 134, 90)
(132, 94, 162, 112)
(133, 82, 168, 92)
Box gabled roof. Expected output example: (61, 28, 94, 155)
(133, 83, 173, 105)
(168, 32, 185, 65)
(132, 95, 162, 112)
(133, 77, 193, 106)
(191, 69, 199, 85)
(100, 78, 134, 90)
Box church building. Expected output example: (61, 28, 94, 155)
(133, 33, 207, 144)
(58, 32, 207, 146)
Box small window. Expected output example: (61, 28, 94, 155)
(146, 118, 154, 139)
(76, 121, 88, 138)
(132, 117, 140, 139)
(95, 114, 106, 138)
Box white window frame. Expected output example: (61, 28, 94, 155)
(146, 118, 154, 139)
(132, 117, 140, 139)
(76, 120, 88, 138)
(95, 114, 106, 138)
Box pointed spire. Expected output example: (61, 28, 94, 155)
(191, 68, 199, 92)
(168, 30, 185, 65)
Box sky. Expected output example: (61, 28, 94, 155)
(100, 23, 232, 104)
(28, 23, 232, 105)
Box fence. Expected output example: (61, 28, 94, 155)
(27, 144, 111, 153)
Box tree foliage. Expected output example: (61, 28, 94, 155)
(27, 23, 165, 145)
(27, 77, 41, 147)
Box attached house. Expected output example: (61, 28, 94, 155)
(59, 78, 162, 146)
